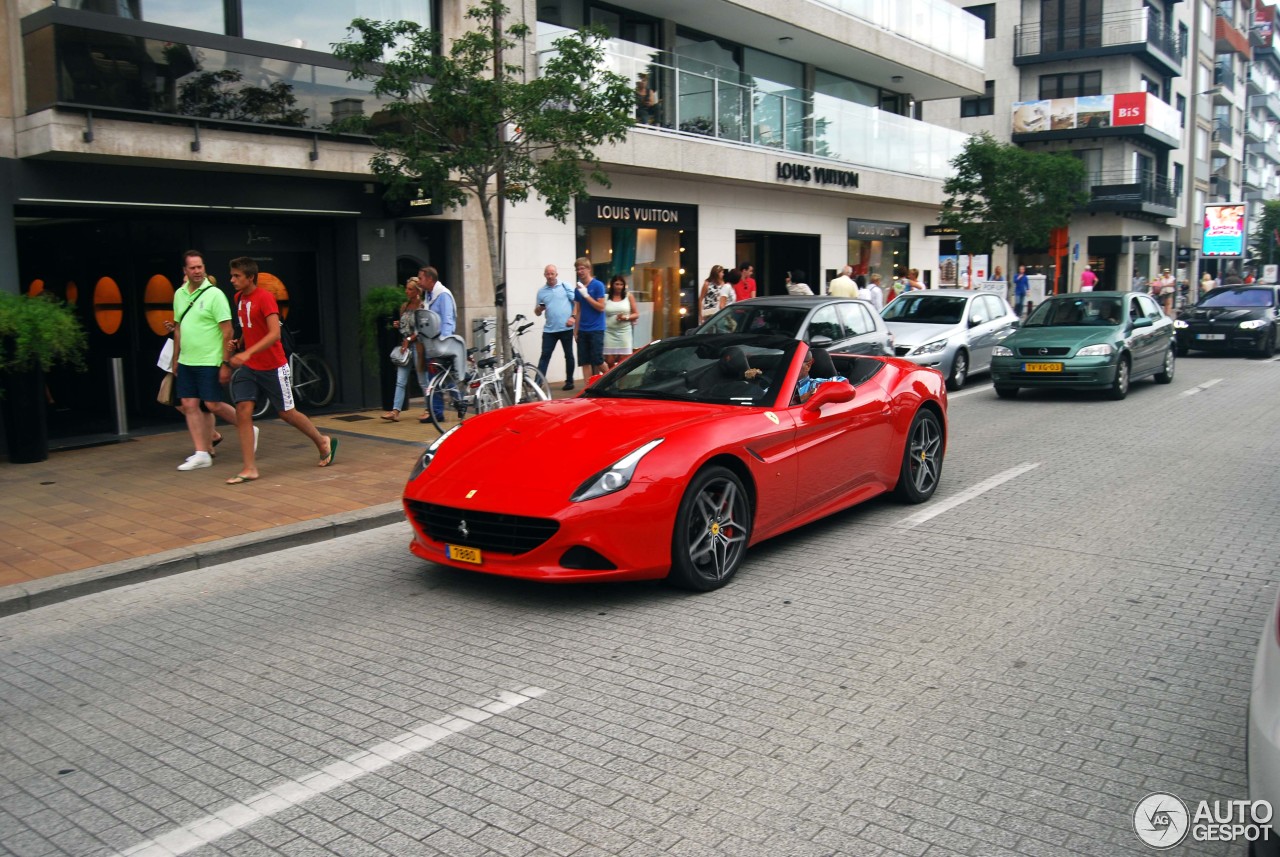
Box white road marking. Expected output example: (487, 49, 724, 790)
(898, 463, 1041, 530)
(1179, 378, 1224, 396)
(115, 686, 547, 857)
(947, 384, 992, 400)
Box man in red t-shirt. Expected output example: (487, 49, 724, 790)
(225, 256, 336, 484)
(735, 261, 757, 302)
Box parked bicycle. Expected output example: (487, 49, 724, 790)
(234, 331, 336, 418)
(423, 315, 550, 433)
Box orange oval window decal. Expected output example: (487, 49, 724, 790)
(143, 274, 175, 336)
(258, 272, 289, 319)
(94, 277, 123, 334)
(27, 279, 44, 297)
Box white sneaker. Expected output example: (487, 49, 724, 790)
(177, 451, 213, 471)
(252, 425, 260, 453)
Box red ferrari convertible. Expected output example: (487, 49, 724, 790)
(403, 334, 947, 591)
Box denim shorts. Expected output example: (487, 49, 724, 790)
(578, 330, 605, 367)
(174, 364, 225, 403)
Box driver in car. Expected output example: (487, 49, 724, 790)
(795, 349, 848, 403)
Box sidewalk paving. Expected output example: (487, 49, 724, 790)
(0, 406, 442, 616)
(0, 382, 584, 617)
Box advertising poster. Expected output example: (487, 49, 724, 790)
(1203, 203, 1246, 257)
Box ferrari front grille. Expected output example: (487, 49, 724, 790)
(405, 500, 559, 555)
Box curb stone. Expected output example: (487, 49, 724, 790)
(0, 502, 407, 618)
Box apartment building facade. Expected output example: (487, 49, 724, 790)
(928, 0, 1197, 293)
(0, 0, 985, 449)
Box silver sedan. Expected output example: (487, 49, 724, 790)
(882, 289, 1019, 390)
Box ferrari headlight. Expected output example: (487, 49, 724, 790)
(1240, 319, 1268, 330)
(1174, 319, 1189, 329)
(1076, 343, 1114, 357)
(409, 425, 459, 481)
(911, 339, 948, 356)
(571, 439, 664, 502)
(992, 345, 1013, 357)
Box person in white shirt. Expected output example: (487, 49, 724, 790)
(828, 265, 859, 298)
(865, 273, 885, 311)
(785, 269, 814, 296)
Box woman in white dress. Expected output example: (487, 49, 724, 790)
(603, 275, 639, 370)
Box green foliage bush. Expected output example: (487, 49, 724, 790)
(0, 292, 88, 374)
(360, 286, 408, 364)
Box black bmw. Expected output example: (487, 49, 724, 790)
(1174, 285, 1280, 357)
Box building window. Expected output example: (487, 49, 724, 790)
(963, 4, 996, 39)
(1176, 94, 1187, 127)
(1038, 71, 1102, 99)
(1174, 163, 1184, 197)
(960, 81, 995, 117)
(1140, 75, 1160, 98)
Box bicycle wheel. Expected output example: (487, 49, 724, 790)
(295, 354, 336, 408)
(424, 365, 459, 434)
(515, 364, 550, 403)
(476, 378, 508, 414)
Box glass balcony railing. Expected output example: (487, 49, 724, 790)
(1014, 9, 1184, 65)
(1084, 170, 1176, 212)
(23, 17, 392, 133)
(536, 37, 968, 181)
(809, 0, 984, 69)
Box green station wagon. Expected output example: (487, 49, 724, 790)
(989, 291, 1176, 400)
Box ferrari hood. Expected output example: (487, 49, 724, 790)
(412, 397, 723, 508)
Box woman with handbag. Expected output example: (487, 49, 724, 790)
(382, 279, 430, 421)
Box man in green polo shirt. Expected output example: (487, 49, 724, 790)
(172, 250, 243, 471)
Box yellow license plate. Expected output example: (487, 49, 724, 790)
(446, 544, 482, 564)
(1023, 362, 1063, 372)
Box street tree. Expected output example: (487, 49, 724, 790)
(939, 133, 1088, 254)
(333, 1, 635, 340)
(1250, 199, 1280, 268)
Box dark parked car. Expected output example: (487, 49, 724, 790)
(694, 296, 893, 355)
(1174, 285, 1280, 357)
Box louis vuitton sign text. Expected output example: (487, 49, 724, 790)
(775, 162, 860, 189)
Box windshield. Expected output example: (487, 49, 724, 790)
(1199, 288, 1276, 308)
(586, 334, 796, 407)
(1025, 297, 1124, 327)
(880, 294, 967, 325)
(698, 304, 809, 337)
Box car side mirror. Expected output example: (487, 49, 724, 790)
(802, 380, 856, 412)
(1131, 317, 1153, 329)
(808, 334, 834, 348)
(1010, 320, 1021, 329)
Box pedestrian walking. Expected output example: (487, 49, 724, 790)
(382, 278, 430, 422)
(603, 275, 638, 370)
(1013, 265, 1030, 318)
(735, 262, 757, 302)
(699, 265, 727, 323)
(865, 273, 885, 311)
(1080, 266, 1098, 292)
(785, 270, 813, 295)
(828, 265, 859, 298)
(572, 257, 607, 381)
(171, 250, 243, 472)
(534, 264, 577, 391)
(225, 257, 335, 484)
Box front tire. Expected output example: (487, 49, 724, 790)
(1107, 356, 1130, 400)
(1255, 327, 1276, 359)
(893, 408, 944, 503)
(668, 466, 751, 592)
(945, 350, 969, 391)
(1154, 346, 1175, 383)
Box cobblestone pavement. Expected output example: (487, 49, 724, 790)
(1, 354, 1278, 856)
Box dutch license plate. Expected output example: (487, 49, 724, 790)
(446, 544, 482, 564)
(1196, 333, 1226, 341)
(1023, 362, 1063, 372)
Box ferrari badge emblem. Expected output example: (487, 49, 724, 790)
(765, 412, 779, 425)
(458, 520, 470, 538)
(466, 489, 477, 499)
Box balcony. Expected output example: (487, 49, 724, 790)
(20, 8, 390, 139)
(1244, 163, 1266, 189)
(1083, 170, 1177, 218)
(537, 43, 969, 181)
(1214, 62, 1237, 93)
(1010, 91, 1182, 149)
(1212, 116, 1234, 146)
(1246, 137, 1280, 162)
(1014, 10, 1184, 76)
(1215, 12, 1253, 57)
(1251, 91, 1280, 119)
(1246, 116, 1265, 141)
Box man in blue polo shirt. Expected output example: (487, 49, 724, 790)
(571, 256, 606, 382)
(534, 263, 577, 390)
